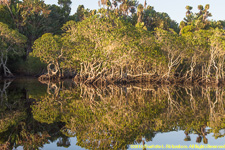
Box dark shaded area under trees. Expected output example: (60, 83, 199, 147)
(0, 0, 225, 86)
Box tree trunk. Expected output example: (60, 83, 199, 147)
(0, 52, 14, 78)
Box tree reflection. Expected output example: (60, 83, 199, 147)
(2, 80, 225, 149)
(0, 80, 65, 150)
(31, 82, 225, 149)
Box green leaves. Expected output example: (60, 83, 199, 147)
(209, 28, 225, 55)
(135, 22, 147, 30)
(58, 0, 72, 17)
(0, 22, 26, 45)
(198, 5, 203, 11)
(185, 6, 193, 11)
(137, 4, 144, 13)
(59, 14, 164, 79)
(19, 0, 51, 25)
(31, 33, 61, 64)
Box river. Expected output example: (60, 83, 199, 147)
(1, 78, 225, 150)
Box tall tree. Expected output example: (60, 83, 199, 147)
(139, 5, 179, 32)
(0, 4, 14, 28)
(58, 0, 72, 18)
(18, 0, 51, 55)
(0, 0, 51, 56)
(74, 5, 85, 21)
(44, 4, 65, 34)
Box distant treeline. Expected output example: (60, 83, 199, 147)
(0, 0, 225, 85)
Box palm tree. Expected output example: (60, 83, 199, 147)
(203, 4, 211, 21)
(117, 0, 138, 15)
(197, 5, 203, 16)
(137, 4, 144, 23)
(183, 5, 194, 25)
(185, 5, 193, 16)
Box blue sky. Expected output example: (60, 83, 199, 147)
(45, 0, 225, 23)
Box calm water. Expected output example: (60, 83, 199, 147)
(1, 79, 225, 150)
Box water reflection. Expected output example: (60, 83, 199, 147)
(1, 79, 225, 149)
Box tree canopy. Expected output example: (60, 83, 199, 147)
(0, 0, 224, 85)
(0, 22, 26, 77)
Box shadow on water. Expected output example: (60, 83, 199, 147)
(1, 79, 225, 149)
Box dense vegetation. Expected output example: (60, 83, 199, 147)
(2, 1, 225, 149)
(0, 0, 225, 85)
